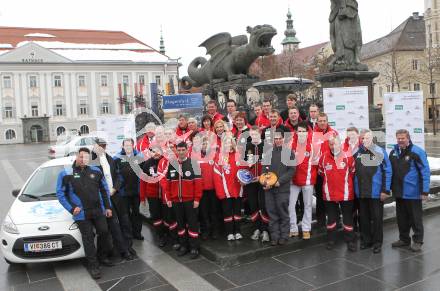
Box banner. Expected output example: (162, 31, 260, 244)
(162, 93, 204, 122)
(384, 91, 425, 151)
(323, 86, 370, 139)
(96, 115, 137, 156)
(150, 82, 159, 116)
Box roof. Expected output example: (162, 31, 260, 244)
(290, 42, 330, 65)
(361, 15, 426, 60)
(0, 26, 173, 64)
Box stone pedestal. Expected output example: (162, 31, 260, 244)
(316, 71, 382, 129)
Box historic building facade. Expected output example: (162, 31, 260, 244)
(0, 27, 179, 144)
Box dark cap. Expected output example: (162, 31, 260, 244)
(95, 138, 107, 145)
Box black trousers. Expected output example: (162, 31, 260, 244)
(315, 176, 326, 226)
(124, 195, 142, 237)
(200, 190, 221, 235)
(359, 198, 384, 247)
(148, 198, 167, 237)
(396, 198, 424, 244)
(353, 197, 360, 232)
(77, 215, 112, 268)
(111, 195, 133, 247)
(173, 201, 200, 250)
(221, 198, 242, 235)
(325, 201, 355, 243)
(104, 215, 129, 256)
(245, 183, 268, 231)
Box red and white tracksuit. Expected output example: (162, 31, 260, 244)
(289, 133, 317, 232)
(213, 152, 244, 235)
(318, 150, 356, 243)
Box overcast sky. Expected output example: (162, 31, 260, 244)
(0, 0, 424, 76)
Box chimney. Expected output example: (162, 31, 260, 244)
(413, 12, 420, 20)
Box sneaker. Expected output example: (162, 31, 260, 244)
(360, 242, 373, 250)
(373, 246, 382, 254)
(270, 240, 278, 246)
(347, 242, 357, 252)
(158, 236, 167, 248)
(201, 232, 209, 241)
(128, 246, 137, 255)
(410, 242, 422, 252)
(122, 252, 135, 261)
(235, 233, 243, 240)
(89, 267, 101, 279)
(250, 229, 261, 240)
(189, 249, 199, 260)
(172, 243, 181, 251)
(278, 238, 288, 245)
(227, 234, 235, 241)
(391, 240, 410, 248)
(261, 231, 270, 242)
(177, 246, 189, 257)
(99, 258, 115, 267)
(326, 241, 335, 250)
(302, 231, 311, 240)
(289, 231, 299, 238)
(133, 234, 144, 241)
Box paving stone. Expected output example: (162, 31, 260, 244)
(96, 258, 152, 284)
(230, 273, 313, 291)
(99, 271, 166, 291)
(399, 273, 440, 291)
(184, 258, 221, 276)
(25, 263, 56, 282)
(202, 273, 236, 290)
(314, 274, 396, 291)
(13, 278, 64, 291)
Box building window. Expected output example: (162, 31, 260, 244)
(3, 76, 12, 88)
(29, 75, 37, 88)
(53, 75, 62, 87)
(414, 83, 421, 91)
(100, 75, 108, 87)
(101, 101, 110, 115)
(80, 125, 89, 135)
(139, 75, 145, 86)
(412, 59, 419, 70)
(155, 75, 161, 86)
(78, 75, 86, 87)
(5, 129, 16, 140)
(31, 105, 39, 117)
(55, 103, 64, 116)
(56, 126, 66, 136)
(79, 101, 88, 115)
(4, 106, 13, 119)
(122, 75, 129, 86)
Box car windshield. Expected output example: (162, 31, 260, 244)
(21, 165, 66, 197)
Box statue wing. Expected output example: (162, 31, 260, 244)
(199, 32, 232, 60)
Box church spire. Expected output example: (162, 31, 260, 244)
(159, 26, 166, 55)
(282, 7, 300, 52)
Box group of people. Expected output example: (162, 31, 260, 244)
(56, 94, 431, 279)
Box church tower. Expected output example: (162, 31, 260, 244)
(159, 27, 166, 54)
(281, 8, 300, 53)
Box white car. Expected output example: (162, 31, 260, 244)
(1, 157, 85, 264)
(48, 135, 97, 159)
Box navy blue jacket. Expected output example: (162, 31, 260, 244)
(354, 144, 392, 199)
(56, 163, 111, 221)
(113, 149, 143, 197)
(389, 142, 430, 200)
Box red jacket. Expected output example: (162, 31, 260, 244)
(164, 158, 203, 203)
(283, 117, 304, 133)
(213, 152, 243, 199)
(312, 125, 338, 156)
(291, 133, 318, 186)
(212, 112, 225, 123)
(318, 150, 355, 202)
(343, 137, 360, 157)
(255, 114, 283, 129)
(136, 135, 153, 152)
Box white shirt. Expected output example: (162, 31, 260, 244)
(99, 154, 113, 190)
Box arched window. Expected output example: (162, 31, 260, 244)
(80, 125, 89, 135)
(56, 126, 66, 136)
(5, 129, 16, 140)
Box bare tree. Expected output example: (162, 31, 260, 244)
(381, 51, 412, 92)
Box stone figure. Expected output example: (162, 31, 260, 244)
(182, 25, 277, 89)
(328, 0, 368, 72)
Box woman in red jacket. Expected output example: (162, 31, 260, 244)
(318, 136, 357, 252)
(213, 133, 244, 241)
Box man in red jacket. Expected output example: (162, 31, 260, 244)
(313, 112, 338, 228)
(164, 142, 202, 259)
(207, 100, 227, 123)
(318, 136, 357, 252)
(284, 106, 303, 133)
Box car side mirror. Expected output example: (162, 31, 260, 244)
(12, 189, 20, 197)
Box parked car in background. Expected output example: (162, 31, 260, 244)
(48, 135, 97, 159)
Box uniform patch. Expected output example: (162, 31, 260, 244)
(90, 173, 95, 179)
(241, 138, 246, 143)
(170, 173, 175, 178)
(405, 156, 410, 161)
(73, 173, 80, 179)
(340, 162, 346, 168)
(325, 164, 333, 170)
(225, 170, 230, 175)
(185, 171, 191, 177)
(236, 161, 240, 166)
(304, 151, 310, 157)
(209, 160, 214, 165)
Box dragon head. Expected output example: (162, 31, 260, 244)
(247, 25, 277, 56)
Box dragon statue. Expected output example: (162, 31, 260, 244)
(182, 25, 277, 89)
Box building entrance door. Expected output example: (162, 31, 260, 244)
(30, 125, 43, 143)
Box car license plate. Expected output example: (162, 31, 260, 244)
(24, 241, 62, 252)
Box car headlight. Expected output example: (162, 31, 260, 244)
(2, 215, 19, 234)
(69, 222, 78, 230)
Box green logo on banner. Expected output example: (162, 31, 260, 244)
(117, 135, 125, 140)
(329, 121, 336, 126)
(414, 128, 422, 133)
(395, 105, 404, 110)
(336, 105, 345, 110)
